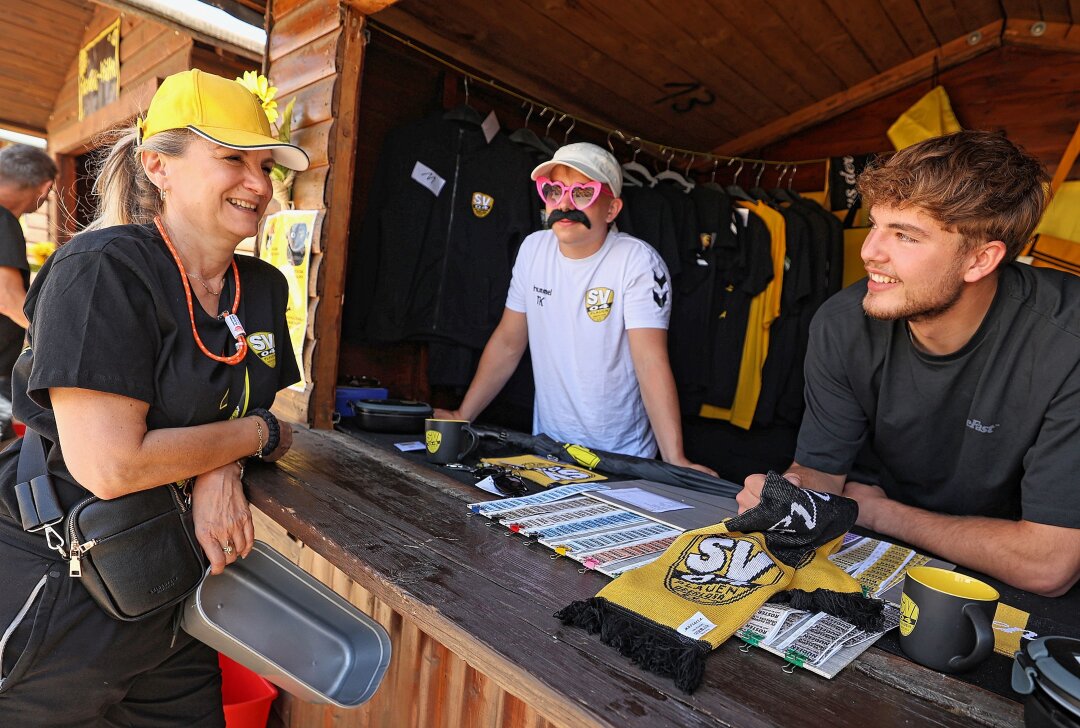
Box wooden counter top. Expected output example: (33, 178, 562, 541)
(244, 426, 1023, 728)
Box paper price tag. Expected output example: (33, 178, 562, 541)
(678, 611, 717, 640)
(472, 476, 508, 496)
(481, 110, 500, 143)
(604, 487, 693, 513)
(411, 161, 446, 196)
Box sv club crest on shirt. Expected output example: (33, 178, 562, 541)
(248, 331, 277, 368)
(666, 532, 783, 606)
(584, 287, 614, 322)
(471, 192, 494, 218)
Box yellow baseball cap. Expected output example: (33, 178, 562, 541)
(138, 69, 309, 171)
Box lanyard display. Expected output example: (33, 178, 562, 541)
(154, 216, 248, 366)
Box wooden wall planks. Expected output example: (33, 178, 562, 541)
(0, 0, 94, 132)
(759, 45, 1080, 192)
(307, 4, 365, 427)
(269, 0, 340, 61)
(253, 508, 560, 728)
(48, 8, 193, 151)
(371, 0, 1037, 153)
(264, 0, 364, 427)
(270, 29, 339, 97)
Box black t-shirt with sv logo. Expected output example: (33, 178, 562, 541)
(0, 223, 300, 520)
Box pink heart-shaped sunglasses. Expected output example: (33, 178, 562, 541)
(535, 176, 614, 210)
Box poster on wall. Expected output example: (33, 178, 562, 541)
(78, 18, 121, 121)
(259, 209, 320, 392)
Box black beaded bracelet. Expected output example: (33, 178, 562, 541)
(249, 408, 280, 458)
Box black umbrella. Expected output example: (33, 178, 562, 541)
(471, 425, 741, 498)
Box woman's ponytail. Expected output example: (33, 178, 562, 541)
(83, 126, 193, 232)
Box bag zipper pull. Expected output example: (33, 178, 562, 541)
(67, 539, 95, 578)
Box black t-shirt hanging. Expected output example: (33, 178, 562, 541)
(0, 223, 300, 528)
(703, 209, 773, 409)
(0, 206, 29, 378)
(827, 154, 873, 212)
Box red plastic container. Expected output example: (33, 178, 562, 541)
(219, 653, 278, 728)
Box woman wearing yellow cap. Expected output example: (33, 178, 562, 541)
(0, 69, 308, 725)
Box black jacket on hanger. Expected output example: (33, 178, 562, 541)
(344, 110, 539, 349)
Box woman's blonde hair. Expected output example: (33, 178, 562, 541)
(83, 126, 195, 232)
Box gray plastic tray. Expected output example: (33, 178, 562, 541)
(181, 540, 392, 708)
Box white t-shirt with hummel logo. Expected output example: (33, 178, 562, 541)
(506, 230, 671, 457)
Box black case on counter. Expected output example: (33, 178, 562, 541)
(1013, 636, 1080, 728)
(348, 399, 433, 434)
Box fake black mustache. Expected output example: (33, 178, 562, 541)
(545, 209, 592, 229)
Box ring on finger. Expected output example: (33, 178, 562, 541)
(222, 541, 234, 555)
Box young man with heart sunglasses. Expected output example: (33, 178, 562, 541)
(436, 143, 713, 476)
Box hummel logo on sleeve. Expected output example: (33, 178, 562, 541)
(652, 268, 669, 309)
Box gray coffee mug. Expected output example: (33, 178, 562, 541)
(899, 566, 999, 673)
(424, 419, 478, 465)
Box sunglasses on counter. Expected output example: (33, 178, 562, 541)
(535, 176, 614, 210)
(472, 465, 528, 497)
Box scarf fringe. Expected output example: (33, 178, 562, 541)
(555, 598, 711, 693)
(769, 588, 886, 632)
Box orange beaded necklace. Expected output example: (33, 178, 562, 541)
(154, 216, 248, 365)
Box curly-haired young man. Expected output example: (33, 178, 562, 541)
(738, 131, 1080, 597)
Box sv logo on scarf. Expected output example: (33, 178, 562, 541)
(666, 533, 783, 606)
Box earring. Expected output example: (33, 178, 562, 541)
(159, 187, 166, 201)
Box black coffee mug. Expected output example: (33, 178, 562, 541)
(899, 566, 999, 673)
(424, 419, 478, 465)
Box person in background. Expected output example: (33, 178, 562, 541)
(738, 131, 1080, 597)
(437, 142, 714, 475)
(0, 144, 56, 440)
(0, 69, 308, 726)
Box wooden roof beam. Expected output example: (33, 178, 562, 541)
(93, 0, 263, 61)
(1003, 19, 1080, 52)
(0, 118, 48, 138)
(342, 0, 401, 15)
(713, 20, 1004, 156)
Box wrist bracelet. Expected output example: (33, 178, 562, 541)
(252, 417, 264, 458)
(249, 408, 280, 458)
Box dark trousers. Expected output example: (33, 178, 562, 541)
(0, 535, 225, 727)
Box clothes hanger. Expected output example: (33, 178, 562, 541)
(560, 114, 576, 145)
(443, 76, 484, 125)
(539, 107, 560, 153)
(621, 136, 657, 187)
(654, 148, 695, 192)
(786, 163, 804, 200)
(702, 157, 726, 192)
(725, 158, 756, 203)
(611, 131, 642, 188)
(748, 162, 777, 203)
(510, 101, 553, 157)
(770, 165, 795, 203)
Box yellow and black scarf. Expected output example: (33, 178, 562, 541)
(555, 472, 885, 692)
